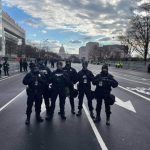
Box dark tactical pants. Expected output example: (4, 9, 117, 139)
(42, 88, 50, 113)
(96, 96, 111, 118)
(4, 69, 9, 76)
(78, 87, 93, 111)
(68, 86, 75, 111)
(50, 88, 66, 115)
(24, 66, 28, 72)
(26, 93, 42, 116)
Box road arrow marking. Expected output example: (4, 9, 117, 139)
(115, 97, 136, 113)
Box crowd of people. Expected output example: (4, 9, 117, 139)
(23, 59, 118, 126)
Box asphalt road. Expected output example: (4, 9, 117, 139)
(0, 63, 150, 150)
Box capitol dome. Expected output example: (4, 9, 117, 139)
(59, 44, 67, 59)
(59, 44, 65, 54)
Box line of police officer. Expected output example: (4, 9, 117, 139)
(23, 59, 118, 126)
(19, 58, 28, 72)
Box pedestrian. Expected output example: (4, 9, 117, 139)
(63, 59, 78, 114)
(19, 58, 23, 72)
(38, 60, 52, 117)
(23, 59, 28, 72)
(76, 61, 95, 119)
(93, 64, 118, 125)
(23, 64, 45, 125)
(46, 61, 71, 121)
(3, 60, 9, 76)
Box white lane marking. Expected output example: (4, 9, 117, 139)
(0, 89, 25, 112)
(0, 73, 22, 82)
(83, 103, 108, 150)
(119, 85, 150, 102)
(115, 97, 136, 113)
(113, 74, 150, 86)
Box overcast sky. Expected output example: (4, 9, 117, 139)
(2, 0, 137, 54)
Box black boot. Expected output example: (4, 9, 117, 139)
(90, 111, 95, 119)
(71, 109, 75, 115)
(36, 114, 44, 122)
(76, 110, 82, 117)
(46, 108, 50, 116)
(58, 111, 61, 115)
(106, 117, 110, 126)
(94, 116, 101, 123)
(60, 113, 66, 120)
(46, 108, 54, 121)
(25, 119, 30, 125)
(46, 114, 53, 121)
(25, 115, 30, 125)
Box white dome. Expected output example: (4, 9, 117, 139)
(59, 45, 65, 54)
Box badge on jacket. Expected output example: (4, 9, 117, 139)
(83, 75, 87, 83)
(56, 73, 63, 77)
(99, 81, 102, 86)
(35, 80, 38, 86)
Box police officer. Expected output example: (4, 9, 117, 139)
(46, 61, 71, 120)
(23, 64, 45, 125)
(76, 61, 95, 119)
(38, 60, 52, 116)
(63, 59, 78, 114)
(23, 59, 28, 72)
(19, 58, 23, 72)
(3, 60, 9, 76)
(93, 65, 118, 125)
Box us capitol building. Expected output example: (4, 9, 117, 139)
(58, 44, 70, 59)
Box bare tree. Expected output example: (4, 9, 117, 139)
(118, 1, 150, 63)
(118, 35, 135, 56)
